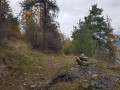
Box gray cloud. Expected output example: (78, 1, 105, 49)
(8, 0, 120, 37)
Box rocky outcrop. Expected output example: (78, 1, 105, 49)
(91, 76, 114, 90)
(34, 65, 102, 90)
(30, 64, 120, 90)
(110, 74, 120, 83)
(26, 55, 120, 90)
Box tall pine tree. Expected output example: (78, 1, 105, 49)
(72, 4, 117, 59)
(84, 4, 107, 47)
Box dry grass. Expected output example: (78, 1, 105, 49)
(0, 39, 120, 90)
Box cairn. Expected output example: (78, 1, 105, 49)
(76, 53, 89, 66)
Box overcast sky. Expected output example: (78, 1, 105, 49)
(8, 0, 120, 38)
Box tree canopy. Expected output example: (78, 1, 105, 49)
(71, 4, 117, 59)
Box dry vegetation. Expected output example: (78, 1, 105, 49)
(0, 39, 120, 90)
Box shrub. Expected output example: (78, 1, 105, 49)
(26, 19, 64, 52)
(63, 44, 71, 55)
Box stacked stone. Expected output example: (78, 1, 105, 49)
(76, 53, 89, 66)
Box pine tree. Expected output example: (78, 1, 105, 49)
(21, 0, 63, 52)
(0, 0, 10, 24)
(72, 4, 117, 59)
(0, 0, 10, 40)
(84, 4, 107, 47)
(21, 0, 59, 29)
(7, 13, 20, 39)
(72, 20, 96, 57)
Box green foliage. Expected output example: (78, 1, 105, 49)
(14, 52, 35, 73)
(7, 13, 20, 38)
(84, 4, 107, 47)
(72, 23, 96, 57)
(0, 0, 10, 40)
(63, 43, 72, 55)
(71, 4, 107, 57)
(0, 0, 10, 24)
(71, 4, 117, 59)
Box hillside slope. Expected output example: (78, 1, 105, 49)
(0, 40, 120, 90)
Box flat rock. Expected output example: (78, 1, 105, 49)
(53, 63, 65, 67)
(30, 84, 37, 89)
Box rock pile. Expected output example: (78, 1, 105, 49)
(76, 53, 89, 66)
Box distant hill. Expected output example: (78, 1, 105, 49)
(114, 40, 120, 47)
